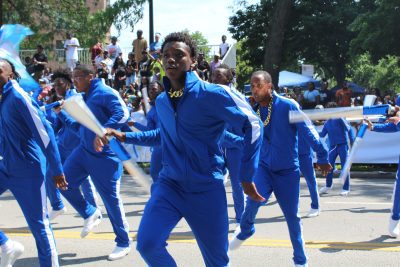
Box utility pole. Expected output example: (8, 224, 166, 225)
(149, 0, 154, 44)
(0, 0, 3, 26)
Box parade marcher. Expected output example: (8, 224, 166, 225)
(0, 58, 67, 266)
(298, 131, 323, 217)
(45, 69, 98, 220)
(229, 70, 331, 267)
(59, 65, 131, 261)
(96, 32, 264, 267)
(365, 115, 400, 237)
(212, 64, 245, 225)
(319, 103, 355, 196)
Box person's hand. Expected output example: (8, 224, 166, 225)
(241, 181, 265, 202)
(106, 128, 126, 142)
(387, 116, 400, 125)
(94, 135, 107, 152)
(315, 163, 332, 176)
(53, 174, 68, 190)
(364, 119, 373, 130)
(127, 121, 134, 127)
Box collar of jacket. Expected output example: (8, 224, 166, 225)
(2, 80, 18, 95)
(162, 71, 200, 94)
(87, 78, 103, 97)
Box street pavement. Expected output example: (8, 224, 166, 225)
(1, 175, 400, 266)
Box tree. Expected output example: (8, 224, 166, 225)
(229, 0, 375, 86)
(350, 0, 400, 62)
(182, 29, 210, 59)
(349, 53, 400, 92)
(1, 0, 146, 48)
(263, 0, 293, 89)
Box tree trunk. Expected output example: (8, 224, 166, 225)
(334, 60, 346, 87)
(263, 0, 293, 90)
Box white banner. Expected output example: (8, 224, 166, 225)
(316, 126, 400, 164)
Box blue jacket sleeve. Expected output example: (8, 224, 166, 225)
(319, 123, 328, 138)
(220, 130, 244, 150)
(373, 122, 399, 133)
(125, 129, 161, 147)
(102, 91, 130, 129)
(294, 106, 328, 164)
(341, 119, 355, 144)
(57, 110, 81, 135)
(207, 86, 263, 183)
(17, 93, 63, 176)
(133, 121, 149, 131)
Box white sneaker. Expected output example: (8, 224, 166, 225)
(108, 246, 131, 261)
(340, 190, 350, 196)
(319, 186, 332, 195)
(1, 241, 24, 267)
(48, 207, 67, 221)
(229, 225, 245, 251)
(81, 208, 102, 238)
(306, 208, 320, 218)
(389, 218, 399, 238)
(294, 264, 308, 267)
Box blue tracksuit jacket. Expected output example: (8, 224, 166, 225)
(81, 78, 129, 155)
(319, 118, 355, 146)
(124, 71, 262, 192)
(260, 92, 328, 171)
(0, 80, 63, 176)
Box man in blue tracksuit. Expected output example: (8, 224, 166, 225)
(365, 116, 400, 237)
(229, 71, 331, 267)
(97, 32, 264, 267)
(44, 69, 97, 220)
(319, 113, 355, 196)
(59, 65, 131, 261)
(212, 64, 245, 224)
(131, 81, 164, 181)
(298, 130, 324, 217)
(0, 59, 67, 266)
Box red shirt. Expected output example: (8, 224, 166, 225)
(335, 88, 353, 107)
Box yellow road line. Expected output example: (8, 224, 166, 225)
(5, 230, 400, 252)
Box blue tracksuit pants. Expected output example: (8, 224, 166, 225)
(326, 143, 350, 190)
(225, 148, 245, 223)
(299, 154, 319, 209)
(46, 148, 97, 211)
(136, 181, 229, 267)
(0, 171, 58, 267)
(391, 164, 400, 221)
(238, 164, 307, 265)
(60, 146, 130, 247)
(150, 147, 162, 182)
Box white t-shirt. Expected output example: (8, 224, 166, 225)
(304, 90, 320, 102)
(106, 44, 122, 61)
(219, 42, 230, 57)
(64, 38, 80, 60)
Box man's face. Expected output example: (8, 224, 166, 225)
(66, 33, 71, 39)
(0, 62, 12, 87)
(251, 74, 272, 103)
(137, 31, 143, 38)
(112, 39, 117, 45)
(37, 47, 43, 53)
(72, 70, 91, 93)
(53, 78, 69, 98)
(162, 41, 194, 82)
(212, 68, 229, 85)
(155, 35, 160, 42)
(222, 36, 226, 42)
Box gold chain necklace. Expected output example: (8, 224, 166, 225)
(168, 88, 183, 98)
(256, 95, 273, 127)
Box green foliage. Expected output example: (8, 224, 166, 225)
(349, 53, 400, 92)
(235, 40, 260, 90)
(2, 0, 146, 49)
(350, 0, 400, 62)
(181, 29, 210, 58)
(228, 0, 385, 86)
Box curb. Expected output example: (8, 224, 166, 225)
(315, 171, 396, 179)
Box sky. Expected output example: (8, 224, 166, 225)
(110, 0, 259, 49)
